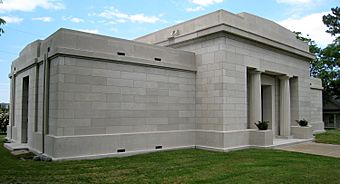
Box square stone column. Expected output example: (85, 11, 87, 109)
(8, 73, 15, 139)
(279, 75, 291, 137)
(249, 70, 262, 129)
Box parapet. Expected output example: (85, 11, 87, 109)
(135, 9, 313, 59)
(12, 28, 196, 74)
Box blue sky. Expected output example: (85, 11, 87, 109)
(0, 0, 338, 102)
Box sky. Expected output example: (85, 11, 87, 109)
(0, 0, 338, 103)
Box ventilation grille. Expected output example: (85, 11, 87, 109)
(117, 52, 126, 56)
(155, 145, 163, 150)
(154, 57, 162, 62)
(117, 148, 125, 153)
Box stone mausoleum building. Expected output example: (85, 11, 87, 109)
(6, 10, 324, 160)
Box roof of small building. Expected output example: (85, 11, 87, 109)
(324, 97, 340, 111)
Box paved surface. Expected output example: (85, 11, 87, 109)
(276, 142, 340, 158)
(273, 138, 313, 146)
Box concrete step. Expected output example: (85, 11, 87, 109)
(4, 143, 29, 151)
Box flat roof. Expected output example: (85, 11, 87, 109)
(135, 10, 313, 58)
(12, 28, 196, 73)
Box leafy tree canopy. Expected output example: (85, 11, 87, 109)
(323, 7, 340, 36)
(0, 17, 5, 36)
(0, 107, 9, 133)
(295, 6, 340, 102)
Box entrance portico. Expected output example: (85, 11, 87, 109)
(248, 69, 293, 138)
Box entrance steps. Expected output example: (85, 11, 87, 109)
(4, 142, 29, 151)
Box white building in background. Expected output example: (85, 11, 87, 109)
(6, 10, 324, 160)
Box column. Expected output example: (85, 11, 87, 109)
(249, 70, 262, 129)
(279, 75, 291, 137)
(9, 73, 15, 139)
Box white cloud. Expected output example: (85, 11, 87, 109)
(189, 0, 223, 6)
(276, 0, 312, 5)
(277, 12, 333, 47)
(32, 16, 52, 22)
(129, 14, 160, 23)
(70, 17, 84, 23)
(62, 16, 84, 23)
(2, 16, 23, 24)
(186, 6, 204, 12)
(78, 29, 99, 34)
(97, 7, 162, 24)
(0, 0, 65, 12)
(276, 0, 326, 18)
(96, 20, 117, 25)
(98, 8, 128, 19)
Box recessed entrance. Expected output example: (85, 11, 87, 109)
(261, 85, 275, 133)
(21, 76, 29, 144)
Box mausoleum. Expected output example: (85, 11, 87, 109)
(6, 10, 324, 160)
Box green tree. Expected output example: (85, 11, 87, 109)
(322, 7, 340, 100)
(0, 17, 5, 36)
(294, 31, 321, 77)
(295, 6, 340, 102)
(323, 7, 340, 36)
(0, 107, 9, 133)
(319, 41, 340, 101)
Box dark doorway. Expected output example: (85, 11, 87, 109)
(261, 85, 275, 134)
(21, 76, 29, 143)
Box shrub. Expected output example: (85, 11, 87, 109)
(296, 119, 308, 127)
(0, 107, 9, 133)
(255, 121, 269, 130)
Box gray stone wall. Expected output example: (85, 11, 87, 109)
(174, 32, 315, 139)
(10, 65, 42, 151)
(175, 36, 226, 132)
(309, 78, 324, 132)
(50, 56, 196, 136)
(224, 35, 311, 127)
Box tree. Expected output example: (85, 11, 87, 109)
(294, 31, 321, 77)
(323, 7, 340, 36)
(322, 7, 340, 100)
(319, 41, 340, 101)
(294, 6, 340, 102)
(0, 107, 9, 133)
(0, 17, 5, 36)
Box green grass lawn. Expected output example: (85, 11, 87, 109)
(1, 136, 340, 184)
(315, 129, 340, 145)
